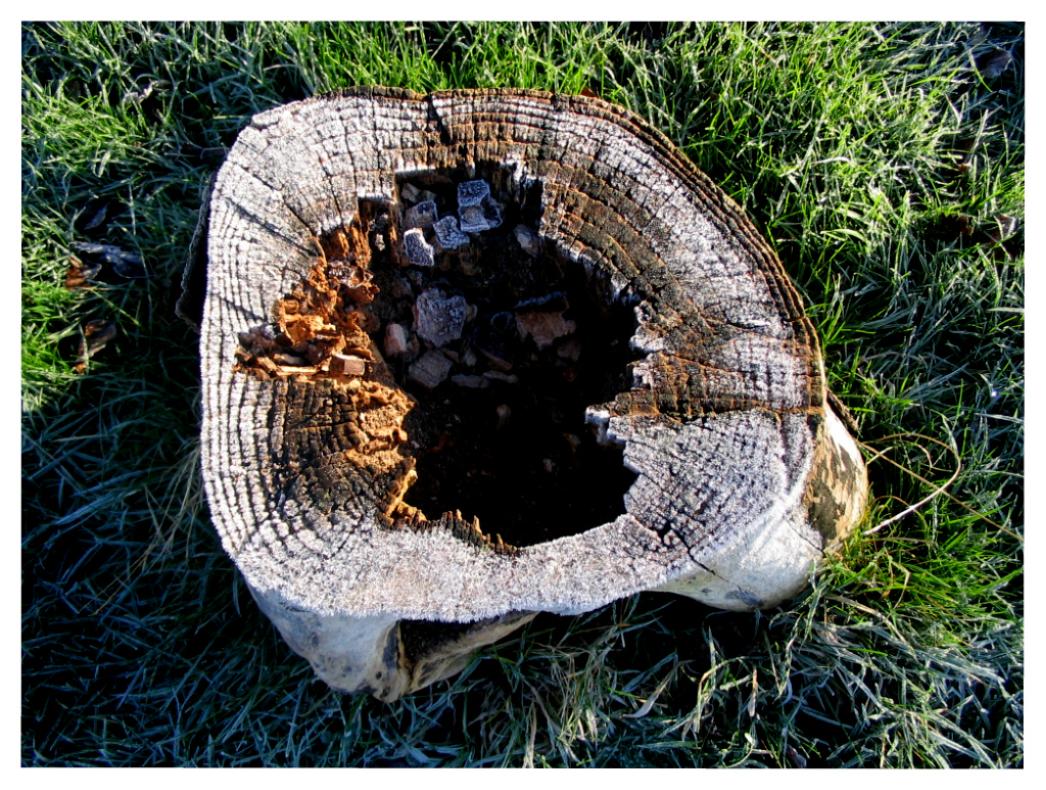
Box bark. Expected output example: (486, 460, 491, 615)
(200, 88, 868, 700)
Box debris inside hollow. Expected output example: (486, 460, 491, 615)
(233, 170, 640, 550)
(233, 224, 380, 382)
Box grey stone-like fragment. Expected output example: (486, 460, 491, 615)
(450, 373, 489, 389)
(404, 200, 438, 229)
(401, 228, 435, 267)
(514, 224, 542, 256)
(457, 179, 491, 205)
(432, 215, 469, 251)
(384, 323, 410, 357)
(409, 350, 453, 389)
(457, 179, 502, 232)
(399, 182, 422, 203)
(484, 370, 520, 384)
(414, 288, 469, 347)
(460, 203, 503, 233)
(459, 206, 485, 233)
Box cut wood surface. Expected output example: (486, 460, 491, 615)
(201, 88, 868, 699)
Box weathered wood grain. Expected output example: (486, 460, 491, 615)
(200, 88, 868, 700)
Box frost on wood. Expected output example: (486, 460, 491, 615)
(432, 216, 469, 251)
(457, 179, 502, 233)
(413, 289, 468, 347)
(400, 228, 435, 267)
(403, 200, 438, 230)
(200, 88, 869, 702)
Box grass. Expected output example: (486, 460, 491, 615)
(21, 21, 1023, 767)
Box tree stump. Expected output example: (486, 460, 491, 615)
(200, 88, 868, 701)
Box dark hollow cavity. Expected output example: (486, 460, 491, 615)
(359, 166, 640, 549)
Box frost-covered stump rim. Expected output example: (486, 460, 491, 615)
(200, 87, 868, 700)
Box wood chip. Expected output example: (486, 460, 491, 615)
(401, 228, 435, 267)
(450, 373, 489, 389)
(408, 350, 453, 389)
(64, 255, 101, 289)
(330, 354, 367, 377)
(384, 323, 410, 357)
(514, 224, 542, 256)
(414, 289, 469, 347)
(73, 319, 117, 372)
(404, 200, 438, 229)
(516, 311, 576, 349)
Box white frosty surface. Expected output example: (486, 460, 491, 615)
(200, 90, 853, 623)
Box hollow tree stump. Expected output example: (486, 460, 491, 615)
(200, 88, 868, 701)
